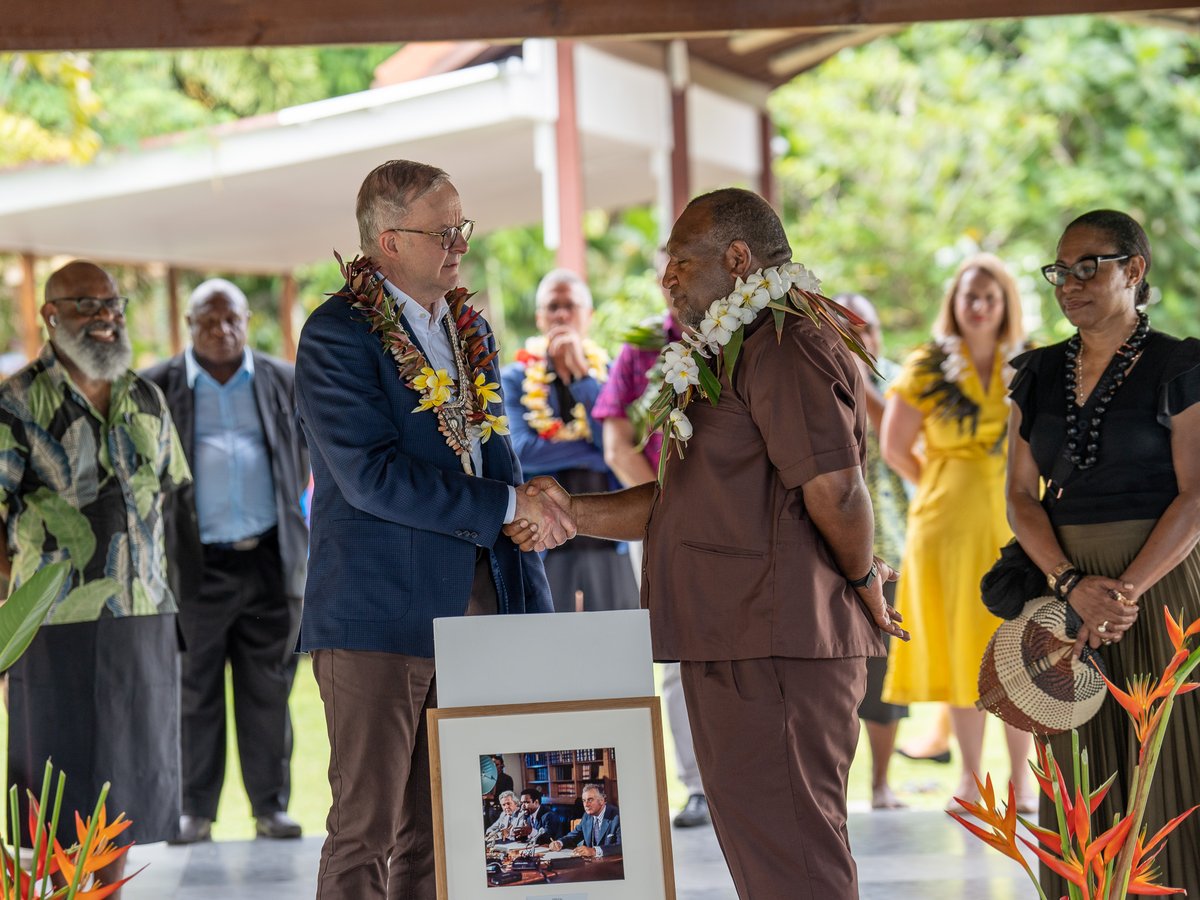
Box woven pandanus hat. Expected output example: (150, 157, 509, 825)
(977, 596, 1108, 734)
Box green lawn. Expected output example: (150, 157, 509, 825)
(0, 658, 1026, 841)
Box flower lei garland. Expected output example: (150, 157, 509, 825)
(645, 262, 875, 482)
(913, 335, 1022, 450)
(333, 252, 509, 473)
(515, 335, 609, 442)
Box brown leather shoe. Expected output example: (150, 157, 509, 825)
(255, 811, 302, 839)
(168, 815, 213, 845)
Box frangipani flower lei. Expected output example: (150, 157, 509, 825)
(333, 252, 509, 473)
(644, 262, 875, 483)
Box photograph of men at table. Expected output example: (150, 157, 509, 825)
(479, 749, 624, 886)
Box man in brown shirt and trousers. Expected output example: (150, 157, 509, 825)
(507, 187, 911, 899)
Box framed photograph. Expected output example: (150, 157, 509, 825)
(428, 696, 675, 900)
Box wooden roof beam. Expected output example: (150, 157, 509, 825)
(3, 0, 1197, 52)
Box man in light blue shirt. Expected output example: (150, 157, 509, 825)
(144, 278, 310, 844)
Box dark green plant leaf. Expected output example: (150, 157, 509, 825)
(692, 351, 722, 406)
(0, 561, 69, 671)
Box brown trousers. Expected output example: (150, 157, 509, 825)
(312, 552, 497, 900)
(680, 656, 867, 900)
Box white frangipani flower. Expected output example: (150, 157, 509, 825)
(763, 267, 789, 299)
(665, 355, 700, 394)
(788, 263, 822, 294)
(668, 408, 694, 441)
(699, 307, 734, 347)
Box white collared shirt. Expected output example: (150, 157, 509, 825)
(382, 279, 516, 523)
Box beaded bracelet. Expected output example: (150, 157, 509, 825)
(1055, 569, 1084, 602)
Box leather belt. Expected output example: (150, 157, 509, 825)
(204, 526, 276, 552)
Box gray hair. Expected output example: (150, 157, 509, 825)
(535, 268, 593, 309)
(497, 791, 517, 804)
(357, 160, 451, 257)
(188, 278, 249, 317)
(581, 783, 606, 799)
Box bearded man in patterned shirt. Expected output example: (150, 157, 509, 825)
(0, 261, 192, 895)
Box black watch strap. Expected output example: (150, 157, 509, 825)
(848, 561, 877, 589)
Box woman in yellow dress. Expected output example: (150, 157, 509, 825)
(881, 253, 1033, 810)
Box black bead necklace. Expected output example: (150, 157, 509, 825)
(1061, 311, 1150, 469)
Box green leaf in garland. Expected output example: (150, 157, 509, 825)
(722, 326, 744, 380)
(692, 350, 722, 406)
(772, 307, 786, 342)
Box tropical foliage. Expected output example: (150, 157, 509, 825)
(949, 605, 1200, 899)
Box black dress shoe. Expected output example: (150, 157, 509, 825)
(672, 794, 711, 828)
(894, 747, 952, 764)
(255, 811, 303, 839)
(168, 815, 213, 845)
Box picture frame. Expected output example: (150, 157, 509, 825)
(428, 696, 676, 899)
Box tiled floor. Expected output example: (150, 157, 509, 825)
(122, 808, 1036, 899)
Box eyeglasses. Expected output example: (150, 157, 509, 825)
(1040, 254, 1130, 287)
(386, 219, 475, 251)
(49, 296, 129, 316)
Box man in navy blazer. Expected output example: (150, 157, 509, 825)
(549, 784, 622, 858)
(294, 159, 568, 900)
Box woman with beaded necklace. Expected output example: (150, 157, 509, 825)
(1007, 209, 1200, 897)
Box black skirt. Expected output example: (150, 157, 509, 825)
(7, 613, 181, 845)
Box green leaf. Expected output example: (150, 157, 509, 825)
(772, 308, 786, 342)
(722, 327, 744, 380)
(0, 561, 68, 671)
(692, 351, 722, 406)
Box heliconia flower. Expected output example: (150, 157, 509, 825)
(1164, 606, 1200, 652)
(666, 356, 700, 394)
(474, 372, 501, 406)
(479, 414, 509, 442)
(668, 408, 694, 441)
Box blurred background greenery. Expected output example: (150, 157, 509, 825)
(3, 15, 1199, 367)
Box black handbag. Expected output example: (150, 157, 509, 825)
(979, 449, 1076, 620)
(980, 539, 1044, 620)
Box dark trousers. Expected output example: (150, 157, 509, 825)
(681, 657, 867, 900)
(313, 552, 497, 900)
(181, 532, 298, 819)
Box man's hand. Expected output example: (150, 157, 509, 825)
(547, 839, 564, 852)
(572, 846, 597, 858)
(547, 326, 589, 383)
(505, 477, 576, 551)
(854, 557, 910, 641)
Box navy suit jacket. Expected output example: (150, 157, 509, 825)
(294, 289, 552, 657)
(559, 804, 621, 856)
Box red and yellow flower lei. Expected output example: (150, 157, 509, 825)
(515, 336, 608, 442)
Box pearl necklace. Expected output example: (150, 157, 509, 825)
(1061, 311, 1150, 469)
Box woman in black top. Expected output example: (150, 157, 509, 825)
(1007, 209, 1200, 897)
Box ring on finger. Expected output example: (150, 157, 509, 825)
(1097, 621, 1110, 634)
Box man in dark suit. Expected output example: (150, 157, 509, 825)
(294, 159, 568, 900)
(521, 787, 563, 844)
(144, 278, 309, 843)
(549, 783, 621, 857)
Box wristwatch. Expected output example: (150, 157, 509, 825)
(848, 561, 878, 590)
(1046, 561, 1075, 592)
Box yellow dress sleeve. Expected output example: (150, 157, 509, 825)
(885, 345, 936, 414)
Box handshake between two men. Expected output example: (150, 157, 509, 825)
(506, 476, 581, 553)
(500, 474, 910, 643)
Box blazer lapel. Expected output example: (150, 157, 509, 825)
(168, 357, 196, 465)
